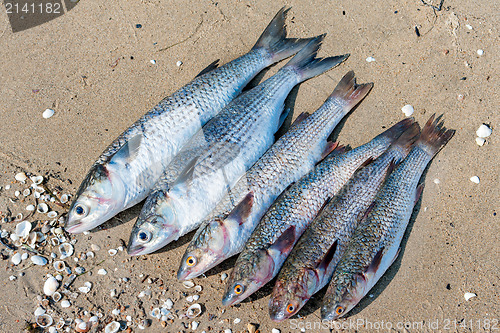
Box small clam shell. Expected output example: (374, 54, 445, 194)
(22, 188, 31, 196)
(51, 237, 60, 246)
(15, 221, 32, 238)
(44, 276, 59, 296)
(11, 252, 22, 265)
(60, 194, 69, 203)
(34, 306, 46, 316)
(59, 243, 74, 259)
(53, 260, 66, 272)
(194, 285, 202, 292)
(37, 203, 49, 213)
(47, 211, 58, 218)
(15, 213, 23, 221)
(98, 268, 107, 275)
(61, 300, 71, 308)
(183, 280, 195, 288)
(75, 321, 91, 333)
(186, 303, 202, 318)
(86, 251, 95, 259)
(164, 298, 173, 309)
(476, 124, 492, 138)
(108, 249, 117, 256)
(26, 204, 35, 211)
(52, 291, 62, 302)
(21, 252, 28, 260)
(27, 231, 37, 247)
(151, 308, 161, 319)
(104, 321, 120, 333)
(75, 266, 85, 275)
(31, 175, 44, 185)
(31, 255, 48, 266)
(15, 172, 27, 183)
(464, 292, 477, 301)
(35, 314, 53, 328)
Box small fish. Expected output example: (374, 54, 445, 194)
(221, 118, 416, 307)
(268, 121, 420, 321)
(177, 71, 373, 281)
(65, 7, 313, 233)
(127, 36, 349, 256)
(321, 115, 454, 320)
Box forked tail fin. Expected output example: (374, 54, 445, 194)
(417, 114, 455, 157)
(328, 71, 374, 110)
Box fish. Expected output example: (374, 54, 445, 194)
(321, 115, 454, 320)
(127, 35, 349, 256)
(268, 121, 420, 321)
(177, 71, 373, 281)
(221, 118, 417, 307)
(64, 7, 315, 233)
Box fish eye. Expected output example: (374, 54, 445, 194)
(335, 305, 344, 315)
(233, 284, 244, 295)
(137, 230, 151, 243)
(75, 205, 87, 216)
(286, 304, 295, 314)
(186, 256, 196, 267)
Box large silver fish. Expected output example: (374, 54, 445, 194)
(64, 7, 313, 233)
(321, 115, 454, 320)
(177, 71, 373, 281)
(127, 36, 349, 255)
(268, 121, 420, 321)
(221, 118, 416, 306)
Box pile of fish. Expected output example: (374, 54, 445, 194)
(64, 7, 454, 321)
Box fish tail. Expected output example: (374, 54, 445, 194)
(390, 121, 421, 155)
(417, 114, 455, 157)
(328, 71, 373, 109)
(377, 118, 417, 143)
(252, 7, 314, 63)
(283, 34, 349, 82)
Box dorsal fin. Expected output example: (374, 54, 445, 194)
(291, 112, 310, 126)
(226, 191, 255, 225)
(316, 239, 338, 273)
(195, 59, 220, 78)
(360, 157, 374, 168)
(110, 134, 142, 165)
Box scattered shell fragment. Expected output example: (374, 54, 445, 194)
(475, 137, 486, 146)
(433, 178, 440, 184)
(15, 172, 27, 183)
(234, 318, 241, 324)
(366, 56, 376, 62)
(91, 244, 101, 251)
(16, 221, 32, 238)
(34, 306, 46, 316)
(31, 255, 48, 266)
(470, 176, 480, 184)
(183, 280, 195, 288)
(401, 104, 414, 117)
(192, 321, 199, 330)
(36, 313, 54, 327)
(47, 211, 58, 218)
(164, 298, 173, 309)
(22, 188, 31, 197)
(79, 281, 92, 293)
(75, 321, 90, 333)
(31, 175, 44, 184)
(27, 231, 38, 247)
(60, 194, 69, 203)
(111, 308, 120, 316)
(272, 329, 281, 333)
(98, 268, 107, 275)
(186, 303, 202, 318)
(466, 24, 473, 30)
(108, 249, 117, 256)
(61, 300, 71, 308)
(9, 275, 16, 281)
(11, 252, 22, 265)
(464, 292, 477, 301)
(21, 252, 28, 260)
(194, 285, 202, 292)
(476, 124, 492, 138)
(150, 59, 156, 64)
(37, 203, 49, 214)
(220, 273, 228, 281)
(248, 323, 258, 333)
(151, 308, 161, 319)
(42, 109, 55, 119)
(86, 251, 95, 259)
(477, 49, 484, 56)
(26, 204, 35, 211)
(14, 190, 20, 197)
(52, 291, 62, 302)
(44, 276, 59, 296)
(176, 60, 183, 67)
(59, 243, 74, 259)
(51, 237, 60, 246)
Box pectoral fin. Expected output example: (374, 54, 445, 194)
(268, 225, 296, 255)
(226, 191, 255, 225)
(111, 134, 142, 165)
(316, 240, 338, 273)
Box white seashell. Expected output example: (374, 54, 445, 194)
(164, 298, 173, 309)
(26, 204, 35, 211)
(35, 313, 54, 327)
(9, 275, 16, 281)
(183, 280, 195, 288)
(234, 318, 241, 324)
(464, 292, 477, 301)
(15, 221, 32, 238)
(220, 273, 228, 281)
(35, 231, 45, 243)
(75, 321, 90, 333)
(27, 231, 37, 247)
(59, 243, 74, 259)
(4, 185, 10, 190)
(91, 244, 100, 251)
(79, 286, 90, 293)
(477, 49, 484, 56)
(11, 252, 22, 265)
(34, 306, 46, 316)
(31, 175, 44, 184)
(176, 60, 183, 67)
(37, 203, 49, 213)
(108, 249, 117, 256)
(15, 172, 27, 183)
(272, 329, 281, 333)
(47, 211, 58, 218)
(23, 188, 31, 196)
(98, 268, 107, 275)
(401, 104, 414, 117)
(75, 266, 85, 274)
(192, 295, 199, 301)
(476, 124, 492, 138)
(186, 295, 194, 302)
(160, 308, 170, 316)
(194, 285, 202, 292)
(191, 321, 199, 330)
(44, 276, 59, 296)
(53, 227, 64, 235)
(111, 308, 120, 316)
(366, 56, 376, 62)
(150, 308, 161, 319)
(61, 300, 71, 308)
(117, 246, 124, 251)
(31, 255, 48, 266)
(470, 176, 480, 184)
(52, 291, 62, 302)
(14, 190, 20, 197)
(138, 291, 145, 298)
(86, 251, 95, 259)
(34, 191, 41, 199)
(110, 289, 117, 297)
(42, 109, 55, 119)
(150, 59, 156, 64)
(104, 321, 120, 333)
(475, 137, 486, 146)
(89, 316, 98, 323)
(51, 237, 60, 246)
(21, 252, 28, 260)
(186, 303, 202, 318)
(60, 194, 69, 203)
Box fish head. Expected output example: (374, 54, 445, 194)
(221, 248, 275, 306)
(127, 190, 180, 256)
(321, 272, 366, 321)
(177, 218, 228, 280)
(269, 267, 319, 321)
(65, 164, 125, 233)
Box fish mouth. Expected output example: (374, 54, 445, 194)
(176, 266, 193, 281)
(126, 243, 146, 256)
(221, 293, 235, 307)
(64, 220, 85, 234)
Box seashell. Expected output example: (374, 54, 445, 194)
(34, 191, 41, 199)
(37, 203, 49, 214)
(186, 295, 194, 302)
(233, 318, 241, 324)
(42, 109, 55, 119)
(75, 266, 85, 274)
(111, 308, 120, 316)
(56, 318, 66, 329)
(464, 292, 477, 301)
(52, 291, 62, 302)
(51, 237, 60, 246)
(60, 194, 69, 203)
(194, 285, 202, 292)
(35, 314, 53, 328)
(34, 306, 46, 316)
(470, 176, 480, 184)
(104, 321, 120, 333)
(108, 249, 117, 256)
(22, 188, 31, 196)
(151, 307, 161, 319)
(98, 268, 107, 275)
(59, 243, 74, 259)
(91, 244, 101, 251)
(186, 303, 202, 318)
(55, 274, 63, 281)
(75, 321, 91, 333)
(47, 211, 58, 218)
(78, 281, 92, 294)
(15, 190, 20, 197)
(89, 316, 98, 323)
(27, 231, 37, 247)
(26, 204, 35, 211)
(191, 321, 199, 330)
(53, 260, 66, 271)
(11, 252, 22, 265)
(476, 137, 486, 146)
(15, 172, 27, 183)
(44, 276, 59, 296)
(193, 295, 200, 301)
(401, 104, 414, 117)
(183, 280, 195, 288)
(41, 224, 51, 234)
(53, 227, 63, 235)
(36, 231, 45, 243)
(164, 298, 173, 309)
(476, 124, 492, 138)
(61, 300, 71, 308)
(160, 308, 170, 316)
(220, 273, 228, 281)
(86, 251, 95, 259)
(21, 252, 28, 260)
(31, 255, 48, 266)
(10, 233, 19, 243)
(31, 175, 44, 184)
(15, 213, 23, 221)
(15, 221, 32, 238)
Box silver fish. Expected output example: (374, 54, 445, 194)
(65, 7, 313, 233)
(177, 71, 373, 281)
(127, 36, 349, 255)
(221, 118, 416, 306)
(321, 115, 454, 320)
(268, 121, 420, 321)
